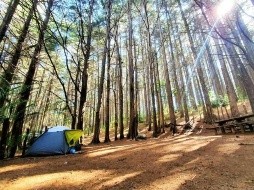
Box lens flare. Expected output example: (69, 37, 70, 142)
(216, 0, 236, 18)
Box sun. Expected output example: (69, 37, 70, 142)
(216, 0, 236, 18)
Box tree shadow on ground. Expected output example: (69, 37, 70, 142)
(0, 132, 254, 190)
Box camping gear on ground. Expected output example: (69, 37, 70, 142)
(69, 147, 76, 154)
(25, 126, 83, 156)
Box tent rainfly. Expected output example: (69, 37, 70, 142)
(25, 126, 83, 156)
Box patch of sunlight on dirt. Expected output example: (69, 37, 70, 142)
(150, 171, 196, 190)
(1, 170, 107, 190)
(86, 142, 146, 157)
(168, 137, 188, 143)
(87, 140, 161, 159)
(0, 163, 38, 174)
(185, 157, 200, 166)
(87, 144, 127, 152)
(153, 137, 215, 157)
(87, 145, 133, 157)
(191, 136, 222, 140)
(184, 141, 211, 153)
(217, 143, 240, 154)
(2, 125, 254, 190)
(165, 139, 209, 153)
(156, 153, 181, 163)
(98, 171, 142, 189)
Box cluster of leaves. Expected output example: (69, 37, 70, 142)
(236, 86, 248, 102)
(138, 113, 145, 123)
(210, 92, 229, 108)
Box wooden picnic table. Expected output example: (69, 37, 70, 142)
(211, 113, 254, 134)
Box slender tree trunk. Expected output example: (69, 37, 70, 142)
(228, 16, 254, 71)
(0, 0, 20, 44)
(225, 41, 254, 112)
(140, 31, 150, 128)
(154, 50, 165, 132)
(72, 63, 80, 129)
(176, 28, 197, 111)
(196, 76, 207, 119)
(0, 118, 10, 159)
(177, 0, 213, 123)
(39, 78, 53, 131)
(91, 1, 111, 144)
(143, 0, 158, 137)
(173, 37, 189, 122)
(153, 52, 161, 131)
(9, 0, 53, 158)
(104, 0, 112, 143)
(158, 6, 176, 126)
(29, 69, 45, 131)
(0, 37, 8, 67)
(181, 69, 190, 123)
(125, 63, 129, 131)
(145, 52, 152, 131)
(215, 41, 239, 117)
(91, 81, 96, 134)
(115, 27, 124, 139)
(165, 5, 184, 117)
(0, 0, 37, 110)
(236, 12, 254, 67)
(113, 73, 118, 141)
(127, 0, 136, 139)
(134, 41, 139, 137)
(76, 0, 95, 130)
(199, 30, 223, 96)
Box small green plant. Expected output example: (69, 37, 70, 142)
(236, 86, 248, 102)
(210, 91, 229, 108)
(138, 114, 145, 123)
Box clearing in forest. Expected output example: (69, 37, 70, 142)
(1, 125, 254, 190)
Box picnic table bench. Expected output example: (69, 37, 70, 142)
(208, 113, 254, 135)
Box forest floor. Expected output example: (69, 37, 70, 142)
(1, 122, 254, 190)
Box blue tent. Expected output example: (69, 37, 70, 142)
(25, 126, 82, 156)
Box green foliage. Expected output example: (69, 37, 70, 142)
(138, 114, 145, 123)
(83, 127, 92, 136)
(44, 30, 58, 52)
(236, 86, 248, 102)
(63, 115, 71, 126)
(172, 88, 178, 96)
(7, 133, 24, 149)
(209, 91, 229, 108)
(0, 85, 23, 122)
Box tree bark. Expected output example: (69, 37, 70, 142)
(154, 50, 165, 132)
(104, 0, 112, 143)
(161, 0, 176, 126)
(224, 41, 254, 112)
(76, 0, 95, 130)
(177, 33, 197, 111)
(115, 27, 124, 140)
(9, 0, 53, 158)
(127, 0, 136, 139)
(0, 0, 38, 110)
(91, 1, 111, 144)
(0, 118, 10, 159)
(177, 0, 213, 123)
(0, 0, 20, 44)
(143, 0, 158, 137)
(215, 40, 239, 117)
(199, 29, 224, 96)
(164, 5, 184, 118)
(113, 75, 118, 141)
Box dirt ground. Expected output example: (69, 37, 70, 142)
(1, 123, 254, 190)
